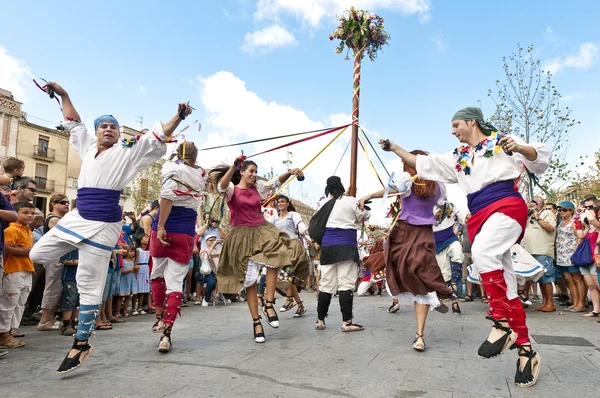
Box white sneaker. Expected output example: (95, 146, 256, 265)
(131, 311, 139, 316)
(158, 336, 171, 353)
(139, 310, 147, 315)
(225, 299, 232, 305)
(202, 299, 209, 307)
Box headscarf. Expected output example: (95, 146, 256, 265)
(94, 114, 120, 131)
(452, 107, 497, 136)
(325, 176, 345, 198)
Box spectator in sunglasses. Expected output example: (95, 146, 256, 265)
(582, 195, 600, 229)
(12, 177, 36, 203)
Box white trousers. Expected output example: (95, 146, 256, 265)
(150, 257, 188, 294)
(0, 272, 32, 333)
(435, 240, 465, 283)
(357, 279, 374, 296)
(41, 262, 64, 309)
(30, 235, 109, 306)
(318, 260, 358, 294)
(471, 213, 523, 301)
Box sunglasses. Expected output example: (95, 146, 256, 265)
(56, 200, 70, 205)
(585, 205, 594, 210)
(26, 187, 37, 193)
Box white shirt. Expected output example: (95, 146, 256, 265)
(268, 211, 307, 238)
(65, 121, 168, 190)
(160, 160, 207, 209)
(416, 134, 551, 194)
(322, 196, 371, 229)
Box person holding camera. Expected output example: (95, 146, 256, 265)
(520, 196, 557, 312)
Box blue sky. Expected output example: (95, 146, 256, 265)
(1, 0, 599, 221)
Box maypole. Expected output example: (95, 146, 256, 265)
(330, 7, 390, 196)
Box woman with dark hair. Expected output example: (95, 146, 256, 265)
(149, 141, 207, 353)
(314, 176, 370, 332)
(210, 159, 303, 343)
(359, 150, 452, 351)
(268, 194, 310, 318)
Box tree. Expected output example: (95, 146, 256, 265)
(131, 158, 165, 213)
(569, 151, 600, 199)
(488, 44, 580, 199)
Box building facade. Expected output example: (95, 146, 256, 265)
(16, 118, 70, 213)
(0, 89, 21, 164)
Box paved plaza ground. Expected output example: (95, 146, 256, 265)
(2, 293, 600, 397)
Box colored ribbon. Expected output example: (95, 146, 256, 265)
(262, 126, 349, 206)
(33, 78, 62, 110)
(247, 124, 351, 159)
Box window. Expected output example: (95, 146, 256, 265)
(38, 135, 49, 154)
(35, 163, 48, 179)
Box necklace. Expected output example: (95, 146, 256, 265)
(453, 131, 503, 175)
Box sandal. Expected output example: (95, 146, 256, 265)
(56, 339, 94, 374)
(459, 295, 474, 302)
(10, 329, 24, 338)
(388, 301, 400, 313)
(280, 297, 296, 312)
(262, 300, 279, 328)
(96, 324, 112, 330)
(514, 346, 541, 388)
(412, 333, 425, 351)
(452, 301, 461, 315)
(253, 317, 265, 343)
(481, 297, 489, 304)
(293, 302, 307, 318)
(341, 322, 364, 332)
(434, 302, 449, 314)
(0, 336, 25, 349)
(477, 316, 518, 359)
(158, 334, 172, 353)
(151, 318, 166, 333)
(315, 319, 326, 330)
(583, 311, 600, 317)
(36, 320, 61, 331)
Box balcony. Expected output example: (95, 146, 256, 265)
(32, 145, 55, 161)
(120, 187, 132, 197)
(33, 177, 55, 193)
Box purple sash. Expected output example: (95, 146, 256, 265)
(467, 180, 522, 215)
(77, 188, 122, 222)
(152, 206, 197, 236)
(322, 228, 357, 247)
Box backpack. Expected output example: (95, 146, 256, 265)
(308, 198, 337, 245)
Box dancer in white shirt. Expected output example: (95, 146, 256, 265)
(378, 107, 550, 387)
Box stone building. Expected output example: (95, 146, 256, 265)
(0, 89, 20, 163)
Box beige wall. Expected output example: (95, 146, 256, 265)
(0, 89, 21, 163)
(16, 121, 70, 214)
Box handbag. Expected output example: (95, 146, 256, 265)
(308, 198, 337, 245)
(199, 257, 212, 276)
(571, 238, 593, 267)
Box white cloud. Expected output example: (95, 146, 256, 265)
(254, 0, 430, 27)
(561, 92, 588, 102)
(0, 45, 33, 101)
(430, 33, 446, 51)
(136, 85, 147, 94)
(242, 24, 297, 54)
(543, 42, 599, 75)
(193, 71, 402, 223)
(543, 26, 564, 47)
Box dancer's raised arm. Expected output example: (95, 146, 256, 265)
(42, 82, 81, 122)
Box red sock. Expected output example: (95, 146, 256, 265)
(480, 269, 511, 320)
(151, 278, 166, 308)
(507, 297, 530, 345)
(163, 292, 183, 327)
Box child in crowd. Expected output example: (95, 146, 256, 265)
(115, 247, 138, 317)
(60, 250, 79, 336)
(2, 157, 25, 189)
(133, 235, 151, 315)
(0, 202, 35, 348)
(195, 232, 221, 306)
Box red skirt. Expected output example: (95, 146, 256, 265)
(149, 230, 195, 265)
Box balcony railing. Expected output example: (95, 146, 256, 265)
(32, 145, 55, 161)
(120, 187, 132, 196)
(33, 177, 55, 193)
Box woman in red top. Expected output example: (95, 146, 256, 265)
(211, 159, 303, 343)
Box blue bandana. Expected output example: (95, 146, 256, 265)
(94, 114, 119, 131)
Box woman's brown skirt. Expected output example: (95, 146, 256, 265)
(384, 221, 451, 298)
(288, 238, 310, 289)
(218, 221, 293, 293)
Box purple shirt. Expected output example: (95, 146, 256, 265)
(399, 184, 440, 226)
(0, 194, 16, 255)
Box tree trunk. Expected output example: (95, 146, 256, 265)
(349, 50, 362, 197)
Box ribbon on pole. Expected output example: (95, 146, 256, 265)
(248, 124, 351, 159)
(262, 126, 349, 206)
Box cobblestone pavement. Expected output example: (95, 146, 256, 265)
(2, 293, 600, 397)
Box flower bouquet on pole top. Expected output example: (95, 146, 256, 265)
(330, 7, 390, 61)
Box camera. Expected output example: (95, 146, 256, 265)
(528, 209, 534, 217)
